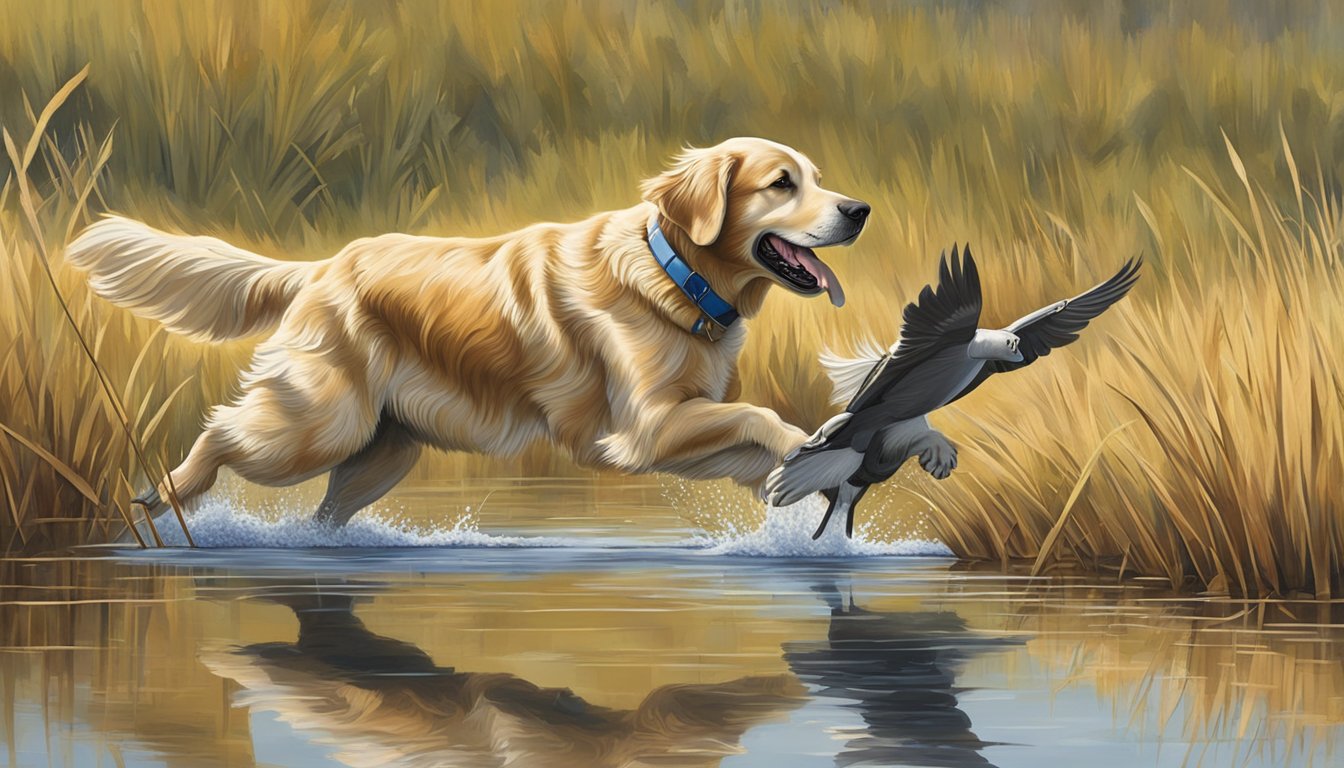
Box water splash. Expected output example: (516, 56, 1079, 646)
(150, 496, 567, 549)
(135, 475, 949, 555)
(694, 498, 951, 557)
(664, 479, 952, 558)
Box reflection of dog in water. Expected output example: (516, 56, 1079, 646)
(783, 581, 1015, 767)
(201, 589, 804, 768)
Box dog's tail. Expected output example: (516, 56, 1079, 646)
(65, 216, 318, 342)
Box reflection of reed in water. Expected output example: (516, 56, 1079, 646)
(200, 588, 804, 768)
(783, 582, 1016, 767)
(6, 560, 1344, 765)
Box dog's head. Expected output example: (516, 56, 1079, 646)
(641, 137, 869, 308)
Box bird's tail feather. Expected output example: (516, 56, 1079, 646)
(819, 339, 888, 405)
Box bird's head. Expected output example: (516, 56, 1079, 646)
(968, 329, 1023, 362)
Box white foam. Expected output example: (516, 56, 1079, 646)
(664, 479, 952, 558)
(694, 497, 951, 557)
(133, 475, 950, 555)
(148, 496, 567, 549)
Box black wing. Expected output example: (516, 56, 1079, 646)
(949, 256, 1142, 403)
(844, 244, 983, 413)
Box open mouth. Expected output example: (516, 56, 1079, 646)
(755, 234, 846, 307)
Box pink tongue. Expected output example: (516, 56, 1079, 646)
(769, 235, 846, 307)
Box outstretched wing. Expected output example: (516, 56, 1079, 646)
(768, 247, 983, 504)
(949, 256, 1142, 403)
(843, 245, 983, 413)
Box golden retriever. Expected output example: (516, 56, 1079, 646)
(67, 137, 870, 525)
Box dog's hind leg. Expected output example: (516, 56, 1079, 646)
(130, 486, 167, 520)
(143, 341, 386, 515)
(134, 424, 238, 518)
(312, 418, 421, 527)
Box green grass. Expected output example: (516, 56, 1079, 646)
(0, 0, 1341, 595)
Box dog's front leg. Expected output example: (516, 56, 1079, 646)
(655, 443, 788, 494)
(599, 398, 808, 489)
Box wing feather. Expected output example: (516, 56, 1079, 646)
(948, 256, 1142, 403)
(779, 246, 985, 489)
(843, 244, 983, 412)
(1004, 255, 1142, 368)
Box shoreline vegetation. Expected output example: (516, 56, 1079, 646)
(1, 1, 1341, 597)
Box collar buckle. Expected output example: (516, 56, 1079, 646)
(700, 318, 723, 342)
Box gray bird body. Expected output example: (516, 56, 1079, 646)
(846, 346, 983, 446)
(766, 246, 1141, 538)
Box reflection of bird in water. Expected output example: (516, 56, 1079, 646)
(782, 581, 1015, 767)
(200, 588, 804, 768)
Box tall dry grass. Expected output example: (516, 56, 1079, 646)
(911, 141, 1344, 598)
(0, 0, 1340, 594)
(0, 81, 223, 549)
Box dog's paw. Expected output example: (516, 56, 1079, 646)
(918, 441, 957, 480)
(762, 425, 810, 463)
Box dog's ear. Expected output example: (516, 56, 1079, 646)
(641, 147, 739, 246)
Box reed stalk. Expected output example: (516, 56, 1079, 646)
(0, 2, 1338, 592)
(1, 68, 192, 547)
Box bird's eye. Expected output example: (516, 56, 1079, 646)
(770, 173, 794, 190)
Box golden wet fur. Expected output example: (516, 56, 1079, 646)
(65, 137, 868, 524)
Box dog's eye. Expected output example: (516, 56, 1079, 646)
(770, 173, 794, 190)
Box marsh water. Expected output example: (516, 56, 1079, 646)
(3, 477, 1342, 767)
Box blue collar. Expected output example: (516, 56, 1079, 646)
(646, 218, 739, 339)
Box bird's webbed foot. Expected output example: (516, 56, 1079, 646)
(917, 432, 957, 480)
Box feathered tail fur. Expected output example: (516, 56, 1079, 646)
(65, 216, 316, 342)
(818, 338, 889, 405)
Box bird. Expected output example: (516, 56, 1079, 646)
(765, 244, 1141, 539)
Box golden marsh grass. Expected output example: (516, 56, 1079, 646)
(0, 1, 1341, 595)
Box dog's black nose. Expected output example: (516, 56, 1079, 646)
(838, 200, 871, 223)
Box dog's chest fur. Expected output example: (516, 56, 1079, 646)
(343, 206, 750, 465)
